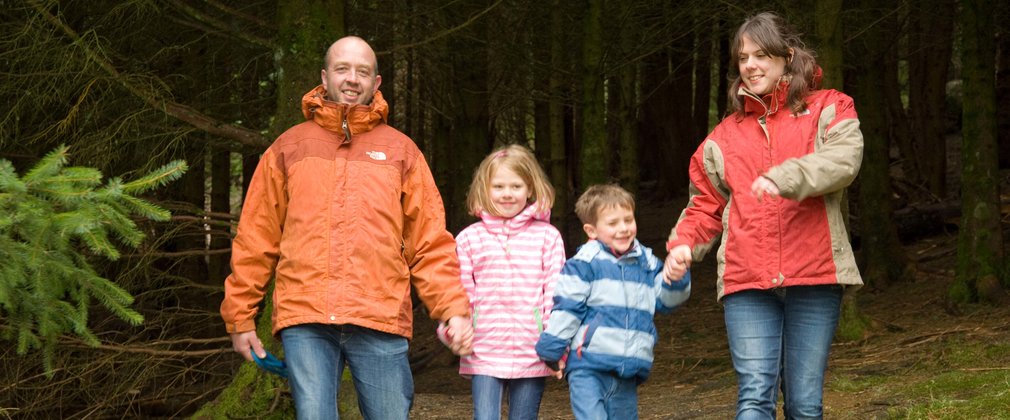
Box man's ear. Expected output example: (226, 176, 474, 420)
(583, 223, 597, 240)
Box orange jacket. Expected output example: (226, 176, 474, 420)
(221, 86, 470, 338)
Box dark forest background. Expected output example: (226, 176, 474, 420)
(1, 0, 1008, 417)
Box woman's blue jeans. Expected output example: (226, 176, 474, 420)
(471, 374, 545, 420)
(723, 285, 842, 420)
(280, 324, 413, 420)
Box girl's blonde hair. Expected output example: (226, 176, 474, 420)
(728, 12, 818, 115)
(466, 144, 555, 217)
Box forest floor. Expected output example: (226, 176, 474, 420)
(408, 197, 1010, 419)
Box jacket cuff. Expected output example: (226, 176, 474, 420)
(666, 239, 689, 251)
(662, 270, 692, 291)
(224, 319, 257, 334)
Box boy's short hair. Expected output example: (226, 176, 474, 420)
(574, 184, 636, 225)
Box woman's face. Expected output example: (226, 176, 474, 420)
(738, 35, 788, 96)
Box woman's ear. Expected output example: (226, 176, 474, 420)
(788, 48, 795, 64)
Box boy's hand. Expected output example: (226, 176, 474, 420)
(663, 245, 692, 284)
(446, 316, 474, 356)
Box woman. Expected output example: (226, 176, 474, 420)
(663, 12, 863, 419)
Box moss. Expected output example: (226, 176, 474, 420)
(836, 298, 870, 342)
(190, 363, 294, 420)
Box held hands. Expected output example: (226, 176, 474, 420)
(750, 175, 780, 202)
(446, 315, 474, 356)
(230, 330, 265, 362)
(663, 245, 692, 284)
(544, 358, 566, 379)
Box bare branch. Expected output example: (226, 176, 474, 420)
(28, 0, 270, 149)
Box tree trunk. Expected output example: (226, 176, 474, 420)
(692, 19, 713, 148)
(208, 147, 232, 282)
(579, 0, 607, 188)
(908, 0, 955, 197)
(443, 5, 491, 233)
(549, 0, 573, 239)
(848, 2, 909, 288)
(996, 1, 1010, 169)
(815, 0, 844, 90)
(952, 0, 1004, 304)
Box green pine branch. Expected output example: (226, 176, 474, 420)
(0, 145, 187, 373)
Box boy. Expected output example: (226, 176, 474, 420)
(535, 184, 691, 419)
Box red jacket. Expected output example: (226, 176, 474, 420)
(668, 82, 864, 299)
(221, 86, 470, 337)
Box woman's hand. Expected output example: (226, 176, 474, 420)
(750, 176, 780, 202)
(664, 245, 692, 283)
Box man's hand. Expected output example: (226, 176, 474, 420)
(664, 245, 692, 284)
(230, 330, 265, 362)
(446, 316, 474, 356)
(750, 175, 780, 202)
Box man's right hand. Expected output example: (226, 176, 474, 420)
(230, 330, 266, 362)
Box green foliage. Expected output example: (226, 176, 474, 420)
(0, 145, 187, 372)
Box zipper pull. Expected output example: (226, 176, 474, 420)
(342, 118, 351, 141)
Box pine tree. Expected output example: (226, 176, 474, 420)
(0, 145, 187, 372)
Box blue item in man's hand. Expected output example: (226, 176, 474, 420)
(251, 349, 289, 378)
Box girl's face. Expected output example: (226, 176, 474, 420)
(738, 35, 788, 96)
(488, 166, 530, 219)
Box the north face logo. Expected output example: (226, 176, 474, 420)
(366, 151, 387, 161)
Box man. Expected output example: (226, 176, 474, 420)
(221, 36, 473, 419)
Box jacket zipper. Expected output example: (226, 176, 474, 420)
(342, 118, 352, 142)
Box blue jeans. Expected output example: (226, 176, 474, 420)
(280, 324, 413, 420)
(471, 375, 545, 420)
(566, 369, 638, 420)
(723, 285, 842, 420)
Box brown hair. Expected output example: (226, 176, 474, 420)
(466, 144, 555, 217)
(574, 184, 635, 226)
(727, 12, 817, 115)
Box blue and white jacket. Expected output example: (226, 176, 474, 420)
(535, 239, 691, 383)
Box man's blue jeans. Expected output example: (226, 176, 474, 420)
(280, 324, 412, 420)
(471, 374, 545, 420)
(566, 369, 638, 420)
(723, 285, 843, 420)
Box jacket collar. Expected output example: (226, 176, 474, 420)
(300, 85, 388, 140)
(478, 203, 550, 235)
(740, 77, 789, 117)
(739, 66, 824, 118)
(586, 238, 643, 260)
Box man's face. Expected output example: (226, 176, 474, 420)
(583, 205, 637, 255)
(321, 38, 381, 105)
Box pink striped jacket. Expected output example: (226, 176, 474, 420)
(439, 204, 566, 378)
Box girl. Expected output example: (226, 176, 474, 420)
(440, 144, 565, 420)
(664, 12, 863, 419)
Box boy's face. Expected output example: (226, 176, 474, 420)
(583, 205, 637, 255)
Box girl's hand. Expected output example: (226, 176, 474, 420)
(552, 359, 566, 379)
(446, 316, 474, 356)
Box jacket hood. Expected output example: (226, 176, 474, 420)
(301, 85, 388, 136)
(478, 202, 550, 235)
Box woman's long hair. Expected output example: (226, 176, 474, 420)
(727, 12, 818, 115)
